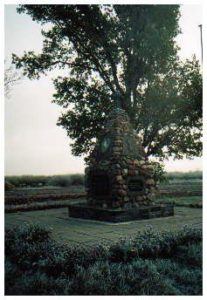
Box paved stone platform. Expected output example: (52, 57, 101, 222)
(68, 203, 174, 222)
(5, 206, 202, 247)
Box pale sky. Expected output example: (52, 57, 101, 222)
(4, 4, 203, 175)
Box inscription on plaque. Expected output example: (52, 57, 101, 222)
(91, 174, 110, 196)
(128, 178, 144, 192)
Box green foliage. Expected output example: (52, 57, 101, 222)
(12, 5, 202, 159)
(166, 171, 202, 181)
(5, 224, 51, 258)
(5, 175, 85, 212)
(109, 225, 202, 262)
(159, 177, 202, 194)
(5, 171, 201, 188)
(5, 224, 202, 295)
(47, 174, 84, 187)
(5, 199, 83, 213)
(175, 242, 202, 268)
(47, 175, 71, 187)
(154, 258, 202, 295)
(70, 174, 85, 185)
(5, 172, 202, 212)
(5, 175, 49, 187)
(154, 195, 202, 208)
(5, 181, 15, 191)
(5, 174, 84, 188)
(151, 161, 167, 183)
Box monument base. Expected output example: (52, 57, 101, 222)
(68, 203, 174, 223)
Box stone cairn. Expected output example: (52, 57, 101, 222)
(85, 97, 156, 209)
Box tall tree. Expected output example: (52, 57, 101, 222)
(4, 61, 22, 98)
(12, 5, 202, 159)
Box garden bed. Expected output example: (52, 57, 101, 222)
(5, 223, 202, 295)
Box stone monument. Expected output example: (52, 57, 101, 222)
(68, 93, 174, 222)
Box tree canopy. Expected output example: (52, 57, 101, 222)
(4, 61, 22, 98)
(12, 5, 202, 160)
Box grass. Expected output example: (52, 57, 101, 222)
(5, 223, 202, 295)
(159, 180, 202, 190)
(5, 171, 202, 212)
(165, 171, 202, 181)
(5, 171, 202, 188)
(5, 188, 85, 205)
(5, 186, 85, 210)
(158, 177, 202, 197)
(154, 195, 202, 208)
(5, 206, 202, 249)
(5, 198, 86, 213)
(5, 174, 84, 189)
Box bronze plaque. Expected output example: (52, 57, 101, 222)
(128, 178, 144, 192)
(91, 174, 110, 196)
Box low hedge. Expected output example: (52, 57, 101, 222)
(5, 192, 86, 206)
(5, 198, 86, 213)
(5, 224, 202, 295)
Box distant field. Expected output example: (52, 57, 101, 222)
(5, 185, 85, 204)
(165, 171, 202, 181)
(154, 196, 202, 208)
(5, 186, 85, 213)
(5, 171, 202, 188)
(5, 174, 85, 189)
(158, 179, 202, 196)
(5, 171, 202, 212)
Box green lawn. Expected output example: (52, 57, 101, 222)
(155, 195, 202, 207)
(158, 178, 202, 194)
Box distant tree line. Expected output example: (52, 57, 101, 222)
(5, 174, 84, 189)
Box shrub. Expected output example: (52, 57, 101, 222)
(5, 224, 202, 295)
(5, 259, 21, 292)
(70, 174, 85, 185)
(47, 175, 72, 187)
(5, 181, 15, 191)
(5, 223, 51, 244)
(151, 162, 168, 184)
(47, 174, 84, 187)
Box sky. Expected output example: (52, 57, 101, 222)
(4, 3, 203, 176)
